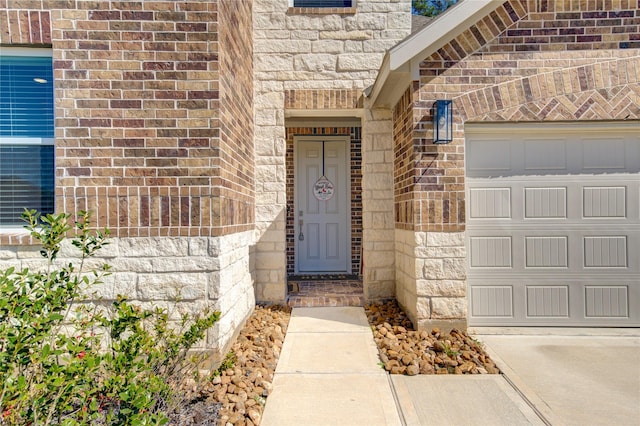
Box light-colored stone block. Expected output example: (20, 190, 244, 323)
(431, 297, 467, 319)
(93, 272, 137, 299)
(416, 297, 431, 318)
(319, 30, 372, 41)
(188, 237, 209, 256)
(119, 237, 188, 258)
(366, 280, 395, 300)
(0, 249, 18, 260)
(254, 39, 310, 54)
(442, 258, 467, 280)
(137, 273, 207, 301)
(337, 53, 383, 71)
(294, 54, 337, 72)
(258, 282, 286, 302)
(255, 54, 295, 72)
(421, 258, 444, 279)
(426, 231, 465, 247)
(417, 279, 466, 297)
(150, 257, 216, 273)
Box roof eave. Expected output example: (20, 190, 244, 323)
(367, 0, 505, 108)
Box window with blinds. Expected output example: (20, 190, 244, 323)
(293, 0, 352, 6)
(0, 54, 55, 226)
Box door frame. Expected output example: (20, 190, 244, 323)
(293, 135, 352, 274)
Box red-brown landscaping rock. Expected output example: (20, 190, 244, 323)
(365, 301, 500, 376)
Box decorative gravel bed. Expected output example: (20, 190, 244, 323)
(365, 301, 500, 375)
(171, 305, 292, 426)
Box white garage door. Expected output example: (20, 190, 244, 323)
(466, 123, 640, 326)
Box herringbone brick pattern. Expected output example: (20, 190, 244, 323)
(459, 56, 640, 121)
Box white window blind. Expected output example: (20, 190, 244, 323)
(0, 53, 55, 226)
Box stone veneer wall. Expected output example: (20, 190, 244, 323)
(394, 0, 640, 331)
(361, 105, 396, 300)
(395, 229, 466, 330)
(253, 0, 411, 301)
(0, 1, 256, 356)
(0, 232, 254, 357)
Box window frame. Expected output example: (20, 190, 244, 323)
(0, 47, 55, 231)
(290, 0, 354, 8)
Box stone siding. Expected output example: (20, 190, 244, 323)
(395, 229, 466, 331)
(0, 1, 255, 354)
(361, 105, 396, 300)
(0, 231, 255, 358)
(253, 0, 412, 301)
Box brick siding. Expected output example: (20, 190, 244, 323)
(218, 0, 255, 234)
(0, 5, 51, 44)
(399, 0, 640, 232)
(393, 86, 415, 231)
(284, 89, 364, 110)
(0, 1, 254, 245)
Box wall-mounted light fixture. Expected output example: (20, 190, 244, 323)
(432, 100, 453, 144)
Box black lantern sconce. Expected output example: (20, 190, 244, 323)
(432, 100, 453, 144)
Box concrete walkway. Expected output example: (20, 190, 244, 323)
(262, 307, 544, 426)
(261, 307, 401, 426)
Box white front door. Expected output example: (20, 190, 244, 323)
(295, 139, 350, 273)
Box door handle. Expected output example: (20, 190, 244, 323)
(298, 218, 304, 241)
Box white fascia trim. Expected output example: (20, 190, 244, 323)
(367, 0, 506, 107)
(389, 0, 503, 71)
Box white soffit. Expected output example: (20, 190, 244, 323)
(367, 0, 505, 107)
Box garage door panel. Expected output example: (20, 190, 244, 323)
(469, 188, 511, 218)
(525, 236, 568, 268)
(470, 286, 513, 318)
(526, 286, 569, 318)
(467, 124, 639, 327)
(469, 237, 512, 268)
(585, 286, 629, 318)
(584, 236, 628, 268)
(471, 279, 636, 326)
(524, 139, 567, 171)
(582, 137, 627, 170)
(583, 186, 626, 217)
(524, 187, 567, 218)
(466, 138, 514, 174)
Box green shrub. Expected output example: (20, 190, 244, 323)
(0, 210, 220, 425)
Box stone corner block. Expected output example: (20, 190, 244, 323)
(416, 318, 468, 334)
(431, 297, 467, 320)
(425, 231, 465, 248)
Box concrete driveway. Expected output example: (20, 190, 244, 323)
(473, 329, 640, 426)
